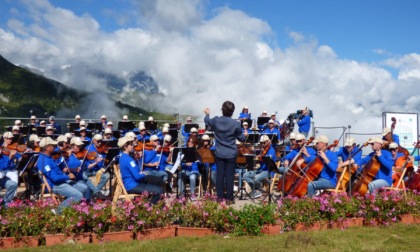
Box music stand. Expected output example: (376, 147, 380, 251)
(12, 134, 26, 144)
(244, 133, 260, 144)
(172, 147, 197, 199)
(145, 121, 158, 131)
(235, 154, 255, 200)
(184, 124, 199, 133)
(242, 119, 252, 128)
(102, 140, 118, 148)
(260, 156, 280, 203)
(265, 133, 279, 145)
(87, 123, 103, 133)
(169, 123, 179, 129)
(36, 126, 46, 136)
(18, 153, 40, 200)
(67, 122, 79, 133)
(117, 121, 136, 132)
(27, 125, 36, 135)
(103, 149, 120, 199)
(74, 130, 93, 139)
(257, 117, 270, 126)
(112, 130, 121, 139)
(196, 148, 215, 193)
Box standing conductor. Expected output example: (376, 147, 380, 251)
(204, 101, 248, 204)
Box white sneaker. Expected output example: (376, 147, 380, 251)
(190, 194, 198, 201)
(252, 191, 262, 199)
(101, 189, 110, 196)
(233, 185, 238, 192)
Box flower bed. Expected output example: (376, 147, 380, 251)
(1, 190, 419, 245)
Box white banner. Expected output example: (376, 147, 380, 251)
(383, 112, 419, 157)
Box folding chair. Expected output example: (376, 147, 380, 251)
(39, 172, 62, 205)
(384, 167, 408, 198)
(324, 166, 348, 194)
(112, 164, 137, 204)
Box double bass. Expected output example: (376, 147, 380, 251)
(385, 117, 409, 156)
(288, 140, 339, 197)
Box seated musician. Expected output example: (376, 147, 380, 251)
(304, 135, 338, 197)
(118, 136, 164, 204)
(297, 107, 311, 138)
(39, 120, 47, 127)
(158, 135, 175, 193)
(355, 137, 393, 193)
(137, 125, 150, 142)
(264, 119, 281, 142)
(12, 125, 27, 143)
(183, 127, 198, 146)
(106, 121, 114, 130)
(178, 136, 200, 201)
(198, 134, 216, 192)
(75, 115, 81, 124)
(147, 116, 159, 135)
(336, 137, 362, 171)
(238, 105, 251, 121)
(389, 142, 404, 162)
(279, 133, 314, 174)
(258, 110, 268, 130)
(270, 112, 281, 127)
(83, 134, 110, 197)
(242, 121, 252, 133)
(27, 134, 41, 152)
(1, 132, 22, 185)
(29, 115, 38, 126)
(14, 119, 23, 127)
(158, 126, 169, 142)
(100, 115, 107, 130)
(48, 116, 61, 134)
(68, 137, 107, 199)
(79, 127, 92, 143)
(243, 134, 276, 199)
(143, 135, 168, 185)
(103, 128, 116, 140)
(284, 132, 297, 153)
(382, 127, 400, 145)
(37, 137, 89, 214)
(45, 125, 55, 136)
(0, 132, 19, 206)
(181, 117, 193, 140)
(54, 135, 70, 166)
(122, 115, 129, 122)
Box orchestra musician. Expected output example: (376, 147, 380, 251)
(137, 125, 150, 142)
(29, 115, 38, 126)
(243, 134, 276, 199)
(106, 121, 114, 130)
(382, 127, 400, 145)
(198, 134, 216, 193)
(355, 137, 393, 193)
(204, 101, 248, 204)
(48, 116, 62, 134)
(27, 134, 41, 152)
(118, 136, 164, 205)
(279, 133, 315, 174)
(45, 125, 55, 137)
(39, 120, 47, 127)
(297, 107, 311, 138)
(37, 137, 89, 215)
(264, 119, 281, 142)
(0, 132, 19, 205)
(284, 132, 297, 153)
(75, 115, 81, 124)
(304, 135, 338, 197)
(178, 136, 200, 200)
(258, 110, 268, 130)
(242, 121, 252, 133)
(238, 105, 251, 121)
(0, 131, 22, 185)
(143, 135, 168, 185)
(100, 115, 107, 130)
(83, 134, 110, 197)
(158, 134, 175, 193)
(79, 127, 92, 143)
(389, 142, 404, 162)
(270, 112, 281, 127)
(103, 128, 116, 140)
(336, 138, 362, 171)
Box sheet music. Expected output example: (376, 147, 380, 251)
(170, 152, 184, 174)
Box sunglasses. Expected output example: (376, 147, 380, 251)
(296, 140, 303, 143)
(390, 148, 397, 152)
(152, 140, 158, 142)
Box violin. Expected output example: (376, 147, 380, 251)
(75, 149, 88, 159)
(96, 145, 109, 154)
(134, 142, 155, 152)
(156, 146, 171, 153)
(7, 142, 27, 153)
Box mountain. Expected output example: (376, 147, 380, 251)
(0, 55, 86, 118)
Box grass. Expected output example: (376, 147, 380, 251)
(8, 223, 420, 252)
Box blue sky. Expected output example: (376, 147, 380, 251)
(1, 0, 420, 141)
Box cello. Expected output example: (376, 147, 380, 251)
(392, 141, 420, 188)
(351, 148, 382, 196)
(338, 142, 369, 191)
(288, 140, 339, 197)
(385, 117, 410, 156)
(277, 137, 314, 193)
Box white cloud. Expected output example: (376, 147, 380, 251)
(0, 0, 419, 144)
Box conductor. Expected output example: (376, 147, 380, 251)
(204, 101, 248, 204)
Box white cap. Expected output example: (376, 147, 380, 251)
(29, 134, 41, 142)
(368, 137, 383, 144)
(163, 123, 170, 128)
(190, 127, 198, 133)
(139, 125, 146, 131)
(148, 116, 154, 121)
(70, 137, 84, 146)
(40, 120, 46, 125)
(92, 134, 103, 141)
(271, 112, 276, 116)
(289, 132, 297, 140)
(101, 115, 106, 119)
(118, 136, 131, 148)
(46, 125, 54, 131)
(39, 137, 57, 147)
(389, 142, 398, 149)
(12, 125, 20, 131)
(296, 133, 306, 141)
(49, 116, 55, 121)
(75, 115, 81, 119)
(138, 121, 145, 127)
(260, 135, 270, 143)
(79, 127, 86, 131)
(344, 137, 356, 147)
(382, 127, 391, 136)
(125, 132, 137, 141)
(30, 115, 36, 120)
(162, 127, 169, 133)
(14, 120, 22, 125)
(104, 128, 112, 134)
(315, 135, 329, 144)
(122, 115, 128, 120)
(202, 134, 210, 141)
(262, 110, 267, 114)
(107, 121, 113, 126)
(56, 135, 68, 143)
(243, 122, 248, 126)
(268, 119, 275, 124)
(65, 133, 73, 139)
(164, 135, 172, 142)
(150, 135, 159, 141)
(3, 132, 13, 139)
(79, 120, 86, 126)
(244, 105, 249, 109)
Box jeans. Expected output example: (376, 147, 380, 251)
(368, 179, 391, 193)
(178, 171, 200, 195)
(278, 166, 288, 175)
(300, 131, 309, 138)
(127, 176, 164, 205)
(210, 170, 217, 187)
(84, 170, 110, 193)
(52, 181, 89, 214)
(307, 178, 334, 197)
(144, 170, 168, 183)
(235, 167, 245, 189)
(0, 177, 18, 207)
(243, 170, 269, 192)
(215, 156, 237, 201)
